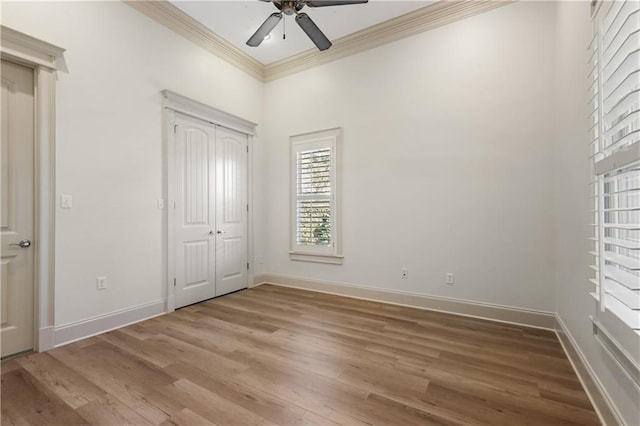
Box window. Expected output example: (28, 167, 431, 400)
(290, 128, 342, 264)
(588, 0, 640, 375)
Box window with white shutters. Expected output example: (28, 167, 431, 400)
(296, 148, 332, 246)
(290, 128, 343, 264)
(589, 0, 640, 377)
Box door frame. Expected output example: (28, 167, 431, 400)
(162, 90, 257, 312)
(0, 26, 65, 352)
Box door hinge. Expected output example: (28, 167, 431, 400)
(173, 278, 176, 287)
(247, 262, 250, 270)
(246, 145, 249, 153)
(173, 124, 178, 133)
(246, 204, 249, 212)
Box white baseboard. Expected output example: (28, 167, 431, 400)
(255, 273, 556, 330)
(555, 315, 622, 426)
(54, 299, 167, 347)
(37, 326, 55, 352)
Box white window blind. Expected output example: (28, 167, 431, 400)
(589, 0, 640, 338)
(290, 128, 342, 264)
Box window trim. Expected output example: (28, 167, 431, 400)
(289, 128, 343, 264)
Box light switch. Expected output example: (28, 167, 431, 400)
(61, 194, 73, 209)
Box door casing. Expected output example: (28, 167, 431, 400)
(0, 27, 64, 352)
(162, 90, 257, 312)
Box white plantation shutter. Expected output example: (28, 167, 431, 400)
(601, 0, 640, 156)
(290, 128, 342, 263)
(601, 162, 640, 331)
(296, 148, 332, 246)
(589, 0, 640, 342)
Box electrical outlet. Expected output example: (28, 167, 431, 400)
(401, 268, 408, 279)
(96, 276, 107, 290)
(446, 273, 454, 285)
(157, 199, 165, 209)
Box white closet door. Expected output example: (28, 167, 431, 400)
(1, 60, 35, 357)
(215, 126, 248, 296)
(174, 115, 216, 308)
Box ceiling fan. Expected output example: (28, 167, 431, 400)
(247, 0, 369, 51)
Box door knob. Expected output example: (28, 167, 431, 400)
(9, 240, 31, 248)
(208, 230, 214, 236)
(216, 230, 225, 234)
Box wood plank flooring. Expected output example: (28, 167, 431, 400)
(1, 284, 600, 425)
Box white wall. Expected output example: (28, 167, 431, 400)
(261, 1, 557, 312)
(553, 2, 640, 425)
(1, 1, 263, 326)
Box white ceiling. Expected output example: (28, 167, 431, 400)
(172, 1, 434, 65)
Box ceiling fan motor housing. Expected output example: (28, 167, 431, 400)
(280, 1, 302, 15)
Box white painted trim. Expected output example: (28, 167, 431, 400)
(0, 26, 64, 70)
(162, 90, 257, 136)
(167, 294, 176, 313)
(247, 135, 256, 288)
(289, 252, 344, 265)
(124, 0, 513, 82)
(1, 26, 65, 353)
(554, 315, 623, 426)
(254, 273, 556, 330)
(163, 91, 256, 311)
(33, 67, 57, 353)
(165, 106, 177, 313)
(124, 1, 264, 81)
(54, 300, 166, 347)
(38, 326, 54, 351)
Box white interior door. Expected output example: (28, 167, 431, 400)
(215, 126, 248, 296)
(173, 115, 249, 307)
(1, 60, 35, 358)
(174, 115, 217, 308)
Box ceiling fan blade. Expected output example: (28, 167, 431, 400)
(305, 0, 368, 7)
(295, 13, 332, 51)
(246, 12, 283, 47)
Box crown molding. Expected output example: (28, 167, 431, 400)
(124, 0, 265, 81)
(124, 0, 514, 83)
(263, 0, 514, 81)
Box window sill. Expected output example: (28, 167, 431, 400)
(289, 252, 344, 265)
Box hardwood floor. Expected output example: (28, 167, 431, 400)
(1, 284, 599, 426)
